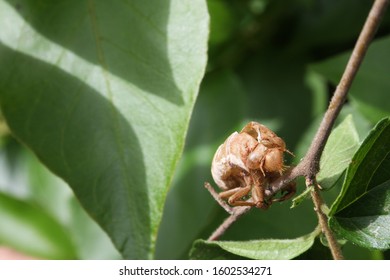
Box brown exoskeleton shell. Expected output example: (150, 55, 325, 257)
(211, 121, 295, 209)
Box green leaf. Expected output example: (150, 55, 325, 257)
(0, 192, 77, 259)
(190, 240, 249, 260)
(190, 228, 320, 260)
(0, 0, 208, 259)
(311, 36, 390, 123)
(317, 115, 360, 189)
(329, 118, 390, 249)
(25, 145, 121, 259)
(68, 197, 122, 259)
(330, 180, 390, 250)
(291, 185, 313, 209)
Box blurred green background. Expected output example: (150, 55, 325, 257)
(1, 0, 390, 259)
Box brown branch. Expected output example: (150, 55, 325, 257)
(307, 178, 344, 260)
(206, 0, 389, 246)
(207, 206, 251, 241)
(205, 182, 252, 241)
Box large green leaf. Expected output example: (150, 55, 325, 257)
(330, 118, 390, 249)
(190, 228, 320, 260)
(0, 0, 208, 259)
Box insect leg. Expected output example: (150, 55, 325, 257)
(226, 185, 252, 206)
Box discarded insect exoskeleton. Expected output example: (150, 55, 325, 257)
(210, 122, 296, 209)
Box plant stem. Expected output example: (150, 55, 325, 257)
(208, 206, 251, 241)
(205, 182, 252, 241)
(307, 179, 344, 260)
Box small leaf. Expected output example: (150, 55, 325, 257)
(0, 192, 77, 259)
(329, 118, 390, 249)
(291, 186, 313, 209)
(190, 228, 320, 260)
(317, 115, 360, 189)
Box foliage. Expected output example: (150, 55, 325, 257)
(191, 227, 320, 260)
(0, 0, 208, 259)
(0, 0, 389, 259)
(329, 118, 390, 250)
